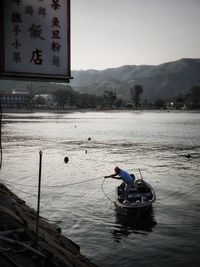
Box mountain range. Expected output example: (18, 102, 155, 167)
(70, 58, 200, 101)
(0, 58, 200, 101)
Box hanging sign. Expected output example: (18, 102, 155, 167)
(0, 0, 71, 82)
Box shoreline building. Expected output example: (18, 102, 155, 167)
(0, 89, 30, 108)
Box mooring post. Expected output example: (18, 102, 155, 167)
(35, 150, 43, 249)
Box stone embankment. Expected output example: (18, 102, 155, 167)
(0, 182, 97, 267)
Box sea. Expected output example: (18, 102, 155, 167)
(1, 110, 200, 267)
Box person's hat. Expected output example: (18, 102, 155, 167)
(114, 166, 120, 174)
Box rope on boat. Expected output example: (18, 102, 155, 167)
(101, 178, 115, 203)
(1, 169, 145, 200)
(48, 176, 103, 188)
(0, 176, 103, 189)
(0, 176, 104, 197)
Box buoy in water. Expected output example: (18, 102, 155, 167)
(64, 157, 69, 163)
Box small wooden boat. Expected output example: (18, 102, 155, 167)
(114, 179, 156, 213)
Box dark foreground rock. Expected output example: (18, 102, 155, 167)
(0, 182, 97, 267)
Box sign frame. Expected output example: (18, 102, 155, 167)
(0, 0, 72, 83)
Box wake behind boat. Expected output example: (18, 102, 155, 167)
(114, 179, 156, 213)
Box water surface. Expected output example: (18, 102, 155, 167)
(1, 111, 200, 267)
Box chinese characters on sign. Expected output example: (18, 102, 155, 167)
(0, 0, 71, 81)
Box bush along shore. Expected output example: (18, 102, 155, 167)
(0, 182, 97, 267)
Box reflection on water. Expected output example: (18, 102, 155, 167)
(112, 207, 157, 242)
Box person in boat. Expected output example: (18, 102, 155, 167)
(104, 167, 135, 203)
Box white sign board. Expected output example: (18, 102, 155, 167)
(0, 0, 71, 82)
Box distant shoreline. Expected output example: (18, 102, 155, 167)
(2, 108, 200, 114)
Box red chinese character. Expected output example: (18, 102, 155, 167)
(38, 7, 47, 17)
(30, 49, 43, 65)
(51, 55, 60, 67)
(28, 24, 45, 40)
(52, 17, 60, 28)
(51, 41, 61, 52)
(51, 0, 61, 10)
(25, 6, 34, 16)
(11, 12, 22, 23)
(12, 25, 21, 36)
(12, 39, 21, 49)
(51, 30, 60, 39)
(11, 0, 22, 6)
(13, 52, 21, 63)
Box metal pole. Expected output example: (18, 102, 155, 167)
(139, 168, 143, 180)
(35, 151, 43, 248)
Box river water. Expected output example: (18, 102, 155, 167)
(1, 111, 200, 267)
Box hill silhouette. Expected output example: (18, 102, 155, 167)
(0, 58, 199, 101)
(70, 58, 200, 101)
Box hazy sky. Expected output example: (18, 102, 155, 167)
(71, 0, 200, 70)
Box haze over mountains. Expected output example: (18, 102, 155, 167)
(70, 58, 200, 101)
(0, 58, 199, 102)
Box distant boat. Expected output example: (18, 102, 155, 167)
(114, 179, 156, 214)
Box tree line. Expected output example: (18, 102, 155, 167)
(25, 83, 200, 110)
(47, 84, 199, 109)
(43, 84, 144, 109)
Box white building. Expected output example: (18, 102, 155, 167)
(33, 94, 55, 107)
(0, 89, 30, 107)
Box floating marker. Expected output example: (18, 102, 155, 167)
(64, 157, 69, 163)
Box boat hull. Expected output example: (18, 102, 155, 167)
(114, 179, 156, 214)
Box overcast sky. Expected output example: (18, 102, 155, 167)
(71, 0, 200, 70)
